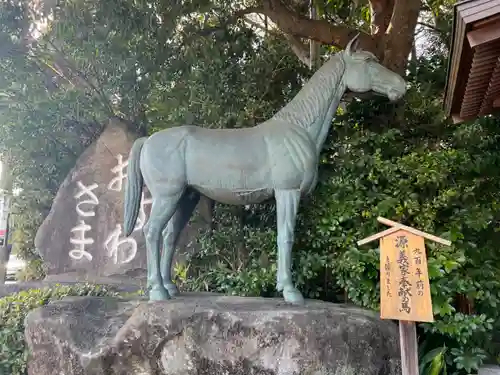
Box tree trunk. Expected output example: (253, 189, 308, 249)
(369, 0, 395, 36)
(0, 216, 11, 284)
(381, 0, 422, 74)
(0, 162, 12, 284)
(308, 0, 321, 70)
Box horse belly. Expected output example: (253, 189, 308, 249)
(194, 186, 274, 205)
(187, 166, 274, 205)
(185, 143, 273, 204)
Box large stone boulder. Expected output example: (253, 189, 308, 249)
(35, 118, 209, 282)
(25, 294, 401, 375)
(34, 118, 148, 279)
(480, 366, 500, 375)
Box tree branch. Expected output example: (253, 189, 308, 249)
(418, 21, 444, 34)
(241, 14, 311, 66)
(283, 33, 311, 66)
(44, 41, 115, 116)
(369, 0, 395, 36)
(201, 1, 376, 52)
(257, 0, 375, 50)
(236, 6, 263, 16)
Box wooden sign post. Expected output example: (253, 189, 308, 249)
(358, 217, 451, 375)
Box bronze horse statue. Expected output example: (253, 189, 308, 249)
(123, 34, 407, 304)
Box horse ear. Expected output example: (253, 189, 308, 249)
(345, 33, 360, 55)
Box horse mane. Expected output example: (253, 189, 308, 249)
(272, 52, 346, 128)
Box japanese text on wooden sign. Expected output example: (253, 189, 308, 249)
(380, 229, 433, 323)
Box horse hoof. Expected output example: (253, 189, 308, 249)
(283, 287, 305, 305)
(149, 286, 171, 301)
(164, 282, 180, 296)
(276, 282, 284, 292)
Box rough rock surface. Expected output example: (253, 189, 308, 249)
(25, 293, 401, 375)
(34, 118, 148, 278)
(480, 365, 500, 375)
(34, 118, 209, 281)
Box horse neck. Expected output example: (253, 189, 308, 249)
(271, 54, 347, 154)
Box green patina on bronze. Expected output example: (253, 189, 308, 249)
(123, 34, 407, 304)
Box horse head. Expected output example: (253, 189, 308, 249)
(342, 34, 407, 102)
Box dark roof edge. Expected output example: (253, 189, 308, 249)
(443, 2, 462, 115)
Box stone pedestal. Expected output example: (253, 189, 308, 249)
(25, 294, 401, 375)
(480, 365, 500, 375)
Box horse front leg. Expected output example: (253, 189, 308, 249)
(275, 189, 304, 305)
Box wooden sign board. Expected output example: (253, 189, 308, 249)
(358, 217, 451, 375)
(379, 229, 433, 323)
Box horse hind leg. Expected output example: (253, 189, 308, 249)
(160, 189, 200, 296)
(144, 191, 184, 301)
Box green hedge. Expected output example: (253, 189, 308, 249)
(0, 284, 126, 375)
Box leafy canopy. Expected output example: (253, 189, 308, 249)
(1, 1, 499, 374)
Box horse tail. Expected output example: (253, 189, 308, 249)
(124, 137, 147, 236)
